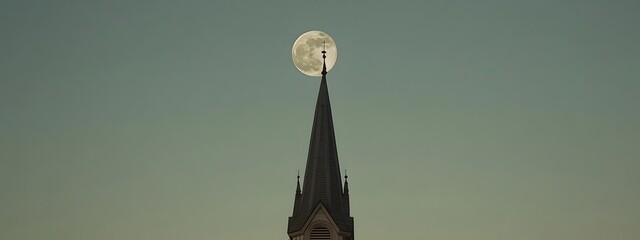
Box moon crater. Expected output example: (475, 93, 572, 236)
(292, 31, 337, 77)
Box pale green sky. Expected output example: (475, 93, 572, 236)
(1, 0, 639, 239)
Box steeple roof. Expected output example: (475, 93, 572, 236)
(288, 50, 352, 234)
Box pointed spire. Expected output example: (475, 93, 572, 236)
(289, 46, 352, 234)
(343, 169, 349, 194)
(299, 46, 343, 216)
(342, 170, 350, 216)
(291, 170, 303, 217)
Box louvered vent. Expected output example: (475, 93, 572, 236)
(310, 226, 331, 240)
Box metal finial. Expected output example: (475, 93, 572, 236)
(297, 169, 300, 179)
(321, 41, 327, 75)
(322, 41, 327, 58)
(344, 169, 348, 179)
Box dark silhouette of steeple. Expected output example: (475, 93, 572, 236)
(287, 44, 353, 237)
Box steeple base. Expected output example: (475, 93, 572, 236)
(288, 203, 353, 240)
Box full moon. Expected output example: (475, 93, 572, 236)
(292, 30, 337, 77)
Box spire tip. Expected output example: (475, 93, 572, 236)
(321, 41, 327, 76)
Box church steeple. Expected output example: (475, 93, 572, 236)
(288, 45, 354, 240)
